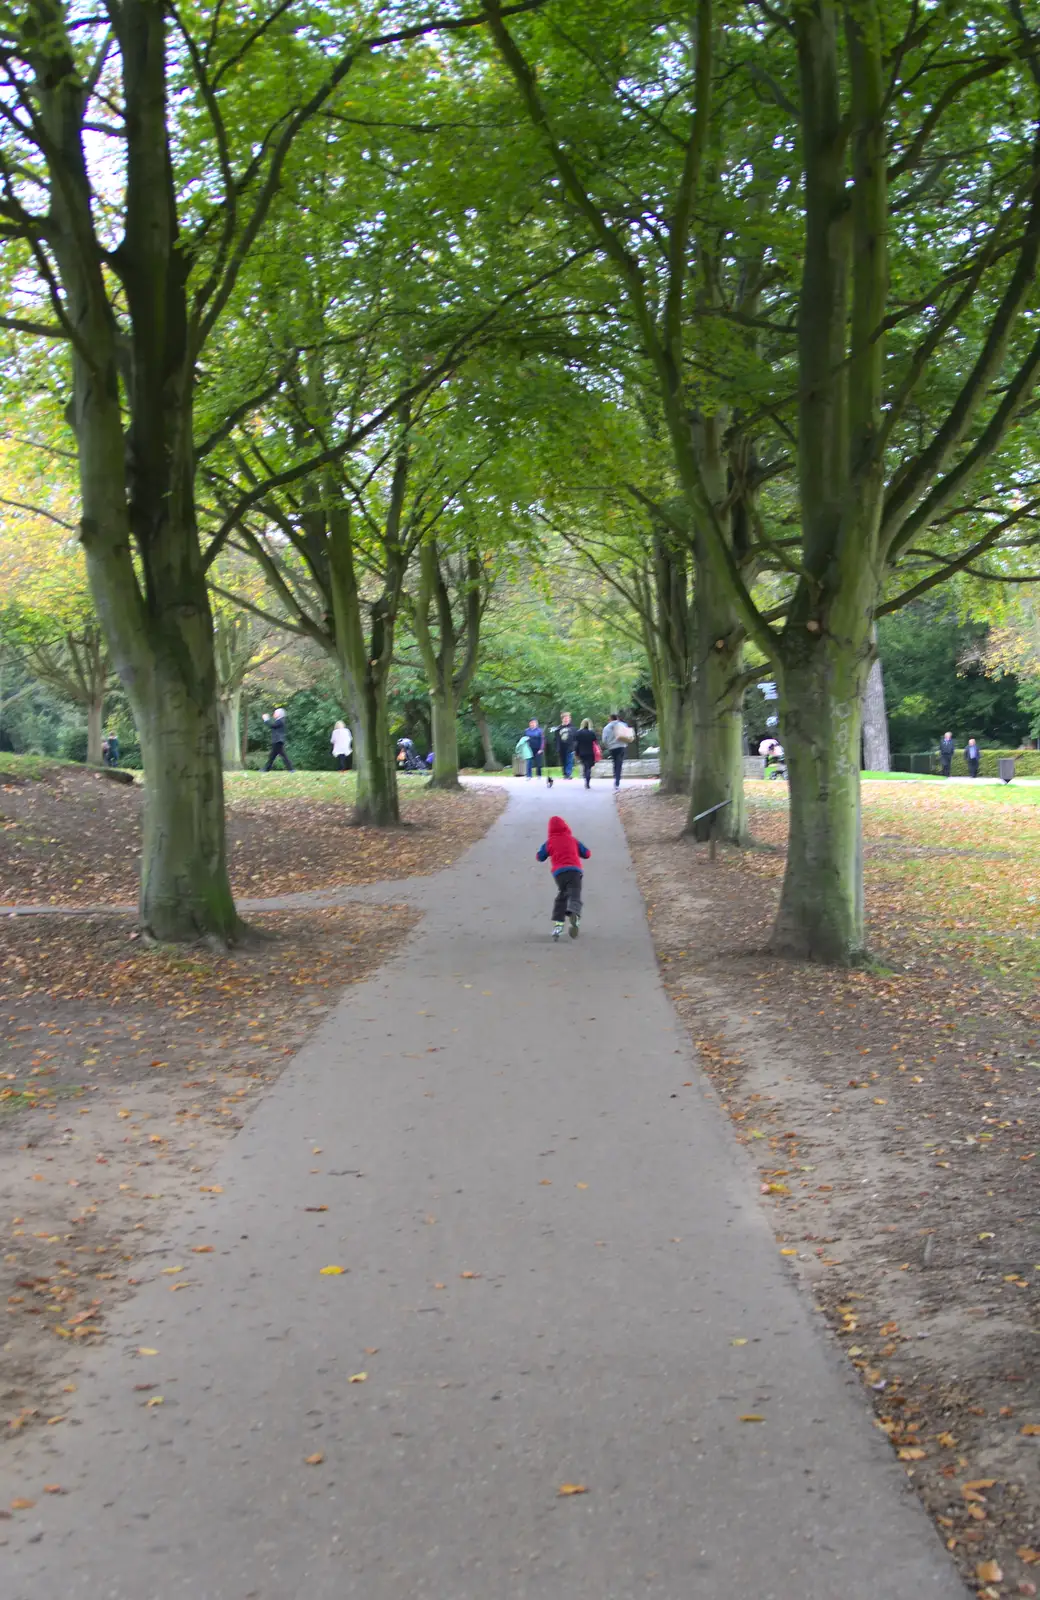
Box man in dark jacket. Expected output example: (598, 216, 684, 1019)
(522, 718, 544, 779)
(556, 712, 576, 779)
(263, 707, 295, 772)
(939, 731, 955, 777)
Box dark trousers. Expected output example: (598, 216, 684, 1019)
(581, 758, 594, 789)
(551, 868, 583, 922)
(940, 755, 952, 777)
(610, 747, 624, 787)
(336, 753, 351, 771)
(968, 759, 979, 778)
(265, 742, 294, 771)
(559, 748, 574, 778)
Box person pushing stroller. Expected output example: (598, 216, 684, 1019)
(536, 815, 591, 941)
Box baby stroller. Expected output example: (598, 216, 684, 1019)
(765, 745, 787, 781)
(396, 737, 426, 774)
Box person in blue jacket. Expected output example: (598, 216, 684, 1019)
(521, 718, 545, 780)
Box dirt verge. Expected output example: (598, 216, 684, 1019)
(621, 788, 1040, 1600)
(0, 766, 506, 906)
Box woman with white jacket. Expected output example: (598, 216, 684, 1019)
(331, 720, 353, 773)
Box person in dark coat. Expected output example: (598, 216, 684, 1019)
(262, 707, 295, 772)
(574, 719, 598, 789)
(965, 737, 981, 778)
(939, 731, 955, 778)
(522, 718, 545, 780)
(556, 712, 577, 779)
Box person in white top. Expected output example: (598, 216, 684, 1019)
(331, 720, 353, 773)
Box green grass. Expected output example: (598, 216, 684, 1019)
(0, 1080, 86, 1118)
(222, 769, 432, 804)
(0, 752, 76, 782)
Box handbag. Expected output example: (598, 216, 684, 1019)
(616, 723, 635, 744)
(592, 741, 602, 762)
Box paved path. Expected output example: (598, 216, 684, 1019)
(3, 781, 965, 1599)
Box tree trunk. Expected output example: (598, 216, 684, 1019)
(772, 639, 869, 964)
(861, 644, 890, 772)
(86, 694, 104, 766)
(218, 689, 243, 770)
(656, 675, 695, 795)
(428, 691, 462, 789)
(685, 572, 746, 842)
(352, 673, 399, 826)
(472, 695, 502, 770)
(134, 658, 239, 944)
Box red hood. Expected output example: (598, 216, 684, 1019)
(547, 815, 572, 841)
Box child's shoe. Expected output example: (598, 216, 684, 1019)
(568, 915, 580, 938)
(552, 922, 563, 941)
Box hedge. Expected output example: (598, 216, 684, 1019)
(948, 748, 1040, 778)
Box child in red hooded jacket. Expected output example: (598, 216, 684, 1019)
(536, 815, 591, 940)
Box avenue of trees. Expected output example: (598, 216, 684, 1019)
(2, 0, 1040, 964)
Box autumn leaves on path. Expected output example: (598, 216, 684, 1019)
(2, 781, 966, 1599)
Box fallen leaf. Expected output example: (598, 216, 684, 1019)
(739, 1414, 765, 1423)
(320, 1265, 346, 1276)
(558, 1483, 587, 1496)
(460, 1270, 481, 1279)
(976, 1561, 1003, 1584)
(305, 1206, 328, 1213)
(305, 1452, 324, 1465)
(146, 1396, 164, 1407)
(43, 1485, 65, 1495)
(576, 1182, 588, 1189)
(779, 1248, 798, 1256)
(199, 1185, 223, 1194)
(349, 1372, 367, 1383)
(137, 1347, 158, 1356)
(10, 1499, 35, 1510)
(731, 1338, 748, 1346)
(191, 1245, 214, 1254)
(1018, 1548, 1040, 1564)
(161, 1266, 184, 1275)
(1021, 1423, 1040, 1436)
(898, 1447, 926, 1460)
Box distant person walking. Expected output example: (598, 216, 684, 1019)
(600, 711, 633, 790)
(556, 712, 577, 780)
(574, 719, 598, 789)
(102, 731, 120, 767)
(520, 718, 545, 780)
(331, 720, 352, 773)
(939, 731, 955, 778)
(262, 707, 294, 772)
(536, 814, 591, 941)
(965, 737, 981, 778)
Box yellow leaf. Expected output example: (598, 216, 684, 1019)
(936, 1432, 956, 1448)
(976, 1560, 1002, 1584)
(898, 1447, 926, 1460)
(576, 1182, 588, 1189)
(320, 1265, 346, 1276)
(460, 1270, 481, 1279)
(161, 1266, 184, 1275)
(305, 1452, 324, 1465)
(739, 1414, 765, 1423)
(1018, 1547, 1040, 1564)
(1021, 1423, 1040, 1436)
(731, 1338, 748, 1346)
(780, 1248, 798, 1256)
(43, 1485, 65, 1495)
(10, 1498, 35, 1510)
(962, 1480, 997, 1491)
(146, 1397, 164, 1408)
(192, 1245, 214, 1254)
(558, 1483, 587, 1496)
(348, 1372, 367, 1383)
(199, 1186, 223, 1194)
(137, 1347, 158, 1356)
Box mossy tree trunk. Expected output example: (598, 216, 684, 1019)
(34, 1, 238, 942)
(412, 542, 484, 791)
(471, 694, 502, 770)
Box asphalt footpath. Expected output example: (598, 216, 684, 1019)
(1, 777, 967, 1599)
